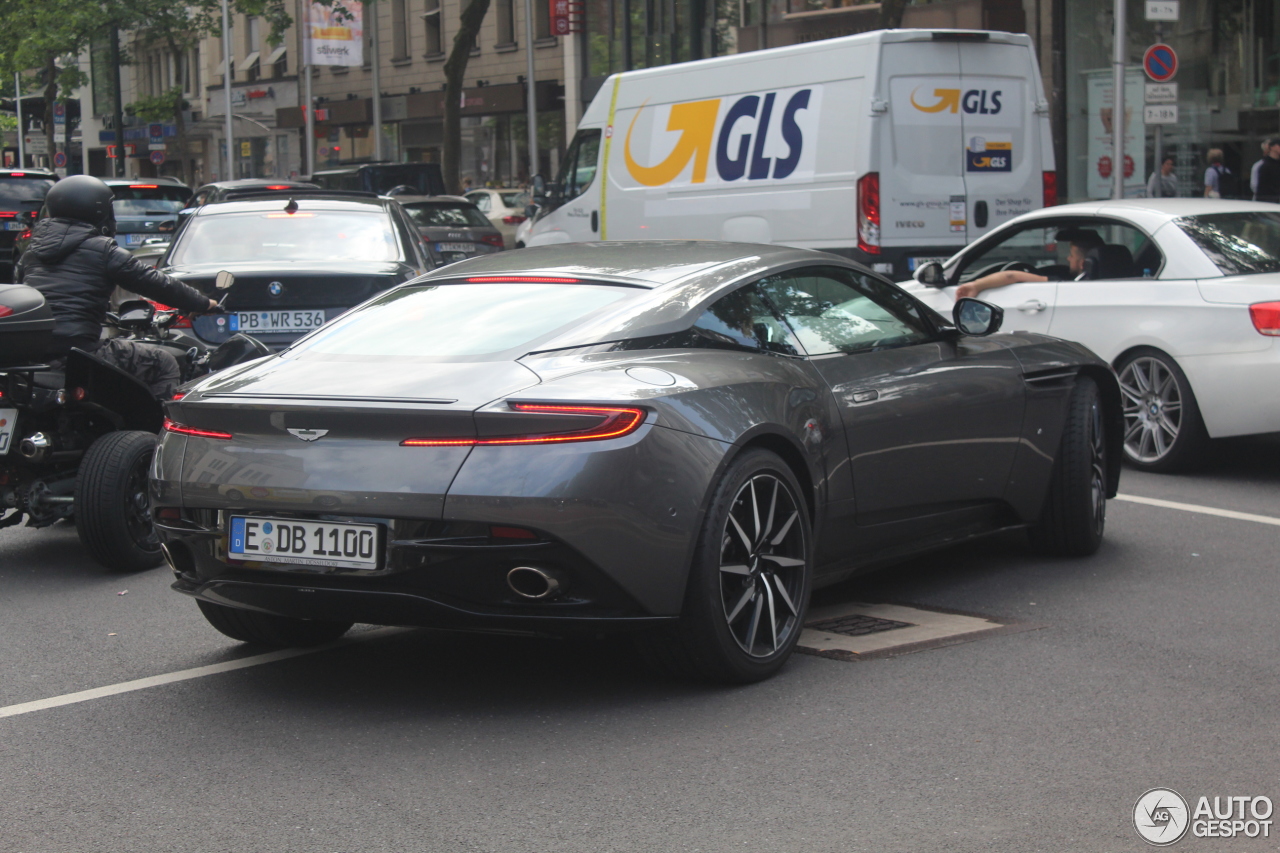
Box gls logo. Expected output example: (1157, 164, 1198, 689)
(910, 87, 1005, 115)
(623, 87, 819, 187)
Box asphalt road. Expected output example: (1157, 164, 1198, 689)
(3, 435, 1279, 852)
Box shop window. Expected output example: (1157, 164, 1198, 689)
(423, 0, 443, 56)
(535, 0, 551, 39)
(496, 0, 516, 45)
(392, 0, 410, 60)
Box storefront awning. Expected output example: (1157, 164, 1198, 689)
(236, 51, 260, 73)
(266, 45, 287, 66)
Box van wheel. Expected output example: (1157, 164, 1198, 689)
(1115, 348, 1207, 472)
(196, 600, 353, 647)
(75, 431, 164, 572)
(634, 449, 812, 683)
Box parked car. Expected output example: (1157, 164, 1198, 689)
(310, 162, 445, 196)
(158, 191, 432, 350)
(103, 177, 189, 250)
(902, 198, 1280, 472)
(0, 168, 57, 282)
(395, 195, 505, 265)
(156, 241, 1120, 683)
(465, 188, 530, 248)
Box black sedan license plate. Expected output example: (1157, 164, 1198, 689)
(229, 310, 326, 334)
(229, 516, 381, 570)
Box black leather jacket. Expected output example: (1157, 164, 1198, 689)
(16, 217, 210, 355)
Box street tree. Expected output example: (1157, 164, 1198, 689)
(442, 0, 491, 193)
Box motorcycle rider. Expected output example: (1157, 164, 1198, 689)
(16, 175, 219, 400)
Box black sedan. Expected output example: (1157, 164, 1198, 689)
(154, 242, 1121, 683)
(159, 192, 433, 349)
(0, 168, 57, 281)
(395, 195, 505, 265)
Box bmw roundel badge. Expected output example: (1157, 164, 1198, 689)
(268, 281, 284, 297)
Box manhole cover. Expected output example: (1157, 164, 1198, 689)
(806, 613, 912, 637)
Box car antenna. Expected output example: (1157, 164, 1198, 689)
(284, 198, 299, 215)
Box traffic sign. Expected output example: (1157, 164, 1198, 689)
(1144, 104, 1178, 125)
(1145, 82, 1178, 103)
(149, 150, 166, 165)
(1145, 1, 1178, 20)
(52, 151, 67, 168)
(1143, 44, 1178, 82)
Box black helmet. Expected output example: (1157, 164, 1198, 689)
(44, 175, 116, 230)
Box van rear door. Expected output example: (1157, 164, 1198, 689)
(957, 40, 1042, 239)
(881, 40, 967, 259)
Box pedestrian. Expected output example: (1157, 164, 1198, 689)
(1203, 149, 1236, 198)
(1256, 138, 1280, 203)
(1147, 155, 1177, 198)
(1250, 140, 1268, 199)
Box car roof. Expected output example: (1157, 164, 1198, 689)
(417, 241, 836, 288)
(192, 195, 395, 216)
(1005, 198, 1280, 224)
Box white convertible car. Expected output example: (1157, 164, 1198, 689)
(903, 199, 1280, 472)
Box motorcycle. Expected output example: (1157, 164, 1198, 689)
(0, 272, 267, 571)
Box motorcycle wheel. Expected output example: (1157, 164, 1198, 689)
(75, 431, 164, 572)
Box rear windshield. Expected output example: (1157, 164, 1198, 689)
(168, 210, 400, 264)
(111, 185, 190, 216)
(291, 283, 630, 359)
(1176, 212, 1280, 275)
(400, 202, 490, 229)
(0, 177, 55, 208)
(313, 165, 443, 195)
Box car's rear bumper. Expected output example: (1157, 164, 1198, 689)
(1180, 341, 1280, 438)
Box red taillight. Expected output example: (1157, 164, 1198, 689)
(72, 387, 87, 401)
(18, 229, 29, 241)
(463, 276, 580, 283)
(0, 305, 12, 318)
(9, 172, 24, 177)
(490, 525, 537, 540)
(1249, 302, 1280, 336)
(171, 392, 187, 401)
(163, 418, 232, 440)
(147, 300, 192, 328)
(0, 211, 16, 218)
(265, 185, 291, 190)
(856, 172, 880, 255)
(157, 507, 182, 520)
(481, 233, 504, 248)
(501, 215, 526, 225)
(402, 403, 646, 447)
(1043, 171, 1058, 207)
(130, 184, 159, 189)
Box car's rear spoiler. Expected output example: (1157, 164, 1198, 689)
(218, 188, 377, 202)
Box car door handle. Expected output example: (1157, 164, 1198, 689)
(1017, 299, 1047, 313)
(851, 390, 879, 404)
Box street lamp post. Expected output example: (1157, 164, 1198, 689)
(524, 0, 537, 180)
(222, 0, 235, 180)
(13, 73, 23, 168)
(1112, 0, 1126, 199)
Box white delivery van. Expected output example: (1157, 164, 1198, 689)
(526, 28, 1055, 278)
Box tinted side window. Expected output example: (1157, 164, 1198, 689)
(691, 285, 800, 355)
(468, 192, 491, 213)
(758, 267, 932, 355)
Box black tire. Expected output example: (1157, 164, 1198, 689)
(1114, 347, 1208, 472)
(196, 600, 353, 647)
(1028, 376, 1108, 556)
(75, 430, 163, 572)
(635, 448, 812, 683)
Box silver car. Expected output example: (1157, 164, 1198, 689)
(155, 242, 1120, 682)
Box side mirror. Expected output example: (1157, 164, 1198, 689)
(913, 261, 946, 287)
(523, 203, 539, 219)
(158, 220, 176, 233)
(952, 298, 1003, 337)
(215, 270, 236, 291)
(531, 174, 546, 199)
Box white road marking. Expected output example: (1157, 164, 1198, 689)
(799, 602, 1001, 656)
(1115, 494, 1280, 528)
(0, 627, 403, 721)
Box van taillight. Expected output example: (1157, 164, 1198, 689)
(1043, 171, 1058, 207)
(1249, 302, 1280, 336)
(857, 172, 880, 254)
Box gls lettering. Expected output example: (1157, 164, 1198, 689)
(961, 89, 1003, 115)
(715, 89, 811, 182)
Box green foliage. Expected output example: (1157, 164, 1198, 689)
(127, 87, 185, 123)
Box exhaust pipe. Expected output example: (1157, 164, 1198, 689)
(19, 433, 52, 462)
(506, 566, 565, 600)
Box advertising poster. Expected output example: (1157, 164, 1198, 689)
(1085, 69, 1146, 198)
(304, 1, 363, 67)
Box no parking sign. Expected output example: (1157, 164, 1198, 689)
(1143, 44, 1178, 82)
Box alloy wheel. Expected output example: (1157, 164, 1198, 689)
(1118, 356, 1183, 464)
(718, 473, 807, 658)
(125, 450, 158, 551)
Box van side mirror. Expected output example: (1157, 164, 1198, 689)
(524, 203, 539, 219)
(531, 174, 546, 199)
(953, 298, 1003, 336)
(913, 262, 946, 287)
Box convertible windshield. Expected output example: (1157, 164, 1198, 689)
(168, 210, 401, 264)
(291, 283, 630, 359)
(1177, 212, 1280, 275)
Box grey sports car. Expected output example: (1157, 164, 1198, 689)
(154, 242, 1122, 682)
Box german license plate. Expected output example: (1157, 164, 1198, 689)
(0, 408, 16, 454)
(229, 310, 326, 334)
(228, 516, 381, 570)
(5, 221, 25, 232)
(436, 242, 474, 253)
(125, 233, 147, 245)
